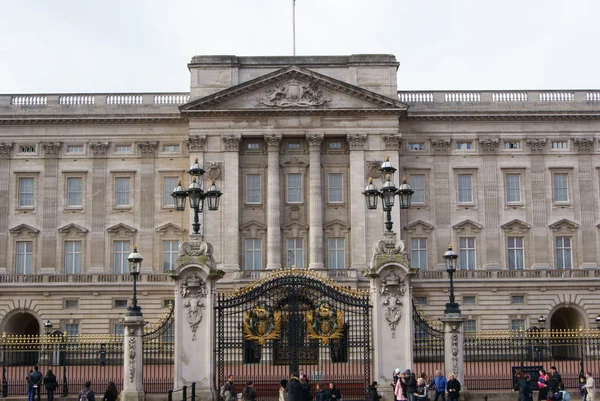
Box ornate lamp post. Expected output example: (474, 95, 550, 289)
(596, 314, 600, 329)
(538, 315, 546, 329)
(443, 245, 461, 315)
(172, 158, 223, 235)
(44, 321, 52, 335)
(362, 156, 414, 232)
(126, 246, 143, 317)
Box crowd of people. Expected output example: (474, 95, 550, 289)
(389, 369, 460, 401)
(514, 366, 596, 401)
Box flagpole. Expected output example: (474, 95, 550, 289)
(292, 0, 296, 56)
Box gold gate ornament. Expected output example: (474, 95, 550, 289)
(306, 303, 344, 345)
(243, 303, 281, 345)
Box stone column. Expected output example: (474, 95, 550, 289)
(40, 142, 62, 274)
(220, 135, 241, 271)
(0, 143, 12, 273)
(138, 142, 158, 272)
(121, 314, 145, 401)
(265, 134, 282, 270)
(306, 133, 324, 270)
(441, 315, 466, 386)
(171, 236, 224, 400)
(89, 142, 110, 273)
(527, 139, 550, 269)
(481, 140, 501, 269)
(347, 134, 368, 270)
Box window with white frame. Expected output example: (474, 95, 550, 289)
(328, 141, 342, 150)
(410, 174, 425, 204)
(463, 296, 476, 304)
(19, 145, 36, 154)
(115, 145, 132, 153)
(507, 237, 524, 270)
(66, 177, 83, 207)
(66, 145, 84, 154)
(247, 142, 260, 150)
(246, 175, 261, 204)
(328, 173, 343, 203)
(504, 141, 521, 150)
(287, 174, 302, 203)
(464, 319, 477, 332)
(510, 319, 526, 331)
(551, 141, 568, 149)
(286, 238, 304, 268)
(64, 323, 79, 336)
(115, 177, 131, 207)
(459, 237, 476, 270)
(245, 239, 262, 270)
(163, 177, 178, 207)
(163, 240, 179, 272)
(64, 241, 82, 274)
(113, 240, 130, 274)
(552, 173, 569, 202)
(18, 178, 34, 207)
(16, 241, 33, 274)
(511, 295, 525, 304)
(409, 143, 425, 151)
(505, 174, 521, 204)
(113, 323, 125, 335)
(555, 236, 572, 269)
(287, 142, 301, 150)
(411, 238, 427, 270)
(328, 238, 345, 269)
(414, 296, 427, 305)
(458, 174, 473, 204)
(456, 141, 472, 150)
(115, 299, 128, 308)
(162, 144, 179, 152)
(65, 299, 78, 309)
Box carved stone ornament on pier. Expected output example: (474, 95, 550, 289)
(573, 138, 595, 153)
(258, 78, 331, 108)
(221, 135, 241, 152)
(366, 160, 383, 179)
(180, 272, 208, 341)
(138, 141, 158, 155)
(479, 138, 499, 153)
(382, 134, 402, 150)
(128, 331, 136, 383)
(306, 133, 324, 152)
(431, 139, 451, 153)
(264, 134, 283, 152)
(206, 162, 222, 180)
(0, 143, 13, 158)
(372, 235, 405, 258)
(41, 142, 62, 157)
(526, 138, 546, 152)
(180, 240, 214, 259)
(346, 134, 367, 151)
(89, 142, 110, 157)
(380, 272, 407, 338)
(450, 323, 460, 376)
(186, 135, 206, 152)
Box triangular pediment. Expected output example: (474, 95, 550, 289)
(180, 66, 406, 114)
(9, 224, 39, 236)
(501, 219, 531, 233)
(324, 220, 351, 236)
(403, 220, 435, 234)
(58, 223, 89, 236)
(282, 221, 309, 237)
(549, 219, 579, 232)
(155, 223, 186, 236)
(452, 219, 483, 233)
(106, 223, 137, 236)
(240, 220, 267, 238)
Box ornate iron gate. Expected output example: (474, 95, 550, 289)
(412, 303, 445, 375)
(215, 270, 372, 400)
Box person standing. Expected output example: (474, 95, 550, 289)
(287, 375, 305, 401)
(280, 380, 289, 401)
(538, 369, 550, 401)
(447, 374, 461, 401)
(223, 375, 236, 401)
(431, 370, 447, 401)
(520, 375, 532, 401)
(579, 376, 587, 401)
(315, 384, 329, 401)
(43, 369, 57, 401)
(550, 367, 563, 396)
(79, 381, 95, 401)
(328, 383, 342, 401)
(102, 382, 119, 401)
(405, 371, 417, 401)
(414, 378, 428, 401)
(242, 381, 257, 401)
(29, 366, 43, 401)
(368, 382, 381, 401)
(395, 372, 407, 401)
(585, 372, 596, 401)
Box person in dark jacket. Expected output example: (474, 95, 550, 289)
(328, 383, 342, 401)
(287, 375, 305, 401)
(29, 366, 43, 401)
(103, 382, 119, 401)
(550, 367, 562, 395)
(368, 382, 381, 401)
(447, 374, 461, 401)
(520, 375, 533, 401)
(579, 375, 587, 401)
(300, 377, 312, 401)
(405, 371, 417, 401)
(315, 384, 329, 401)
(243, 381, 257, 401)
(43, 369, 57, 401)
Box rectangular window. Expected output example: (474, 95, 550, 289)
(463, 296, 476, 304)
(507, 237, 524, 270)
(65, 324, 79, 336)
(66, 177, 83, 207)
(414, 296, 427, 305)
(115, 145, 131, 153)
(19, 145, 36, 153)
(16, 241, 33, 274)
(456, 142, 472, 150)
(245, 239, 262, 270)
(409, 143, 425, 151)
(505, 174, 521, 204)
(511, 295, 525, 304)
(287, 174, 302, 203)
(64, 241, 82, 274)
(113, 241, 130, 274)
(65, 300, 79, 309)
(553, 173, 569, 202)
(18, 178, 34, 207)
(328, 173, 343, 203)
(411, 238, 427, 270)
(66, 145, 84, 153)
(247, 143, 260, 150)
(163, 240, 179, 272)
(115, 177, 131, 207)
(246, 175, 261, 204)
(115, 299, 128, 308)
(287, 142, 301, 150)
(551, 141, 568, 149)
(459, 237, 476, 270)
(113, 323, 125, 335)
(162, 145, 179, 152)
(328, 142, 342, 149)
(286, 238, 304, 268)
(511, 319, 526, 331)
(458, 174, 473, 204)
(410, 174, 425, 204)
(555, 236, 572, 269)
(504, 141, 521, 150)
(328, 238, 345, 269)
(163, 177, 178, 207)
(464, 319, 477, 332)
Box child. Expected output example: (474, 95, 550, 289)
(579, 376, 587, 401)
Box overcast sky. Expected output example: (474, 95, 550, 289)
(1, 0, 599, 94)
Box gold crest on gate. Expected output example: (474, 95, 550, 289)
(243, 302, 281, 345)
(306, 303, 344, 345)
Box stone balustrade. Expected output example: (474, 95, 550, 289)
(414, 268, 599, 280)
(398, 89, 600, 104)
(0, 273, 171, 284)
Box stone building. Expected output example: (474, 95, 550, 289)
(0, 54, 599, 339)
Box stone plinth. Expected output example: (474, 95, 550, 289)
(441, 314, 466, 386)
(121, 314, 146, 401)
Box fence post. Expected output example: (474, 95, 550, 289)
(191, 382, 196, 401)
(168, 390, 173, 401)
(441, 315, 466, 385)
(182, 385, 187, 401)
(2, 341, 7, 397)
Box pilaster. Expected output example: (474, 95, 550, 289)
(220, 135, 241, 271)
(89, 143, 109, 273)
(265, 134, 282, 270)
(347, 134, 368, 270)
(577, 155, 598, 268)
(138, 142, 158, 271)
(441, 315, 466, 386)
(121, 315, 146, 401)
(306, 133, 324, 270)
(529, 150, 550, 269)
(482, 156, 500, 269)
(0, 143, 12, 271)
(41, 142, 62, 273)
(433, 147, 451, 268)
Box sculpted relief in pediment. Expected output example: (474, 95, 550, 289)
(258, 78, 331, 108)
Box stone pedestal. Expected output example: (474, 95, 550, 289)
(363, 231, 416, 401)
(441, 314, 466, 386)
(170, 234, 224, 400)
(121, 314, 146, 401)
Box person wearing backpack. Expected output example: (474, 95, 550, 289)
(79, 381, 96, 401)
(552, 383, 570, 401)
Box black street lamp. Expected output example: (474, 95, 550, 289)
(172, 158, 223, 235)
(596, 314, 600, 329)
(362, 156, 414, 232)
(443, 245, 461, 315)
(44, 320, 53, 335)
(127, 246, 143, 316)
(538, 315, 546, 329)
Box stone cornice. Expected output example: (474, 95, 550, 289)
(402, 112, 600, 122)
(0, 115, 184, 125)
